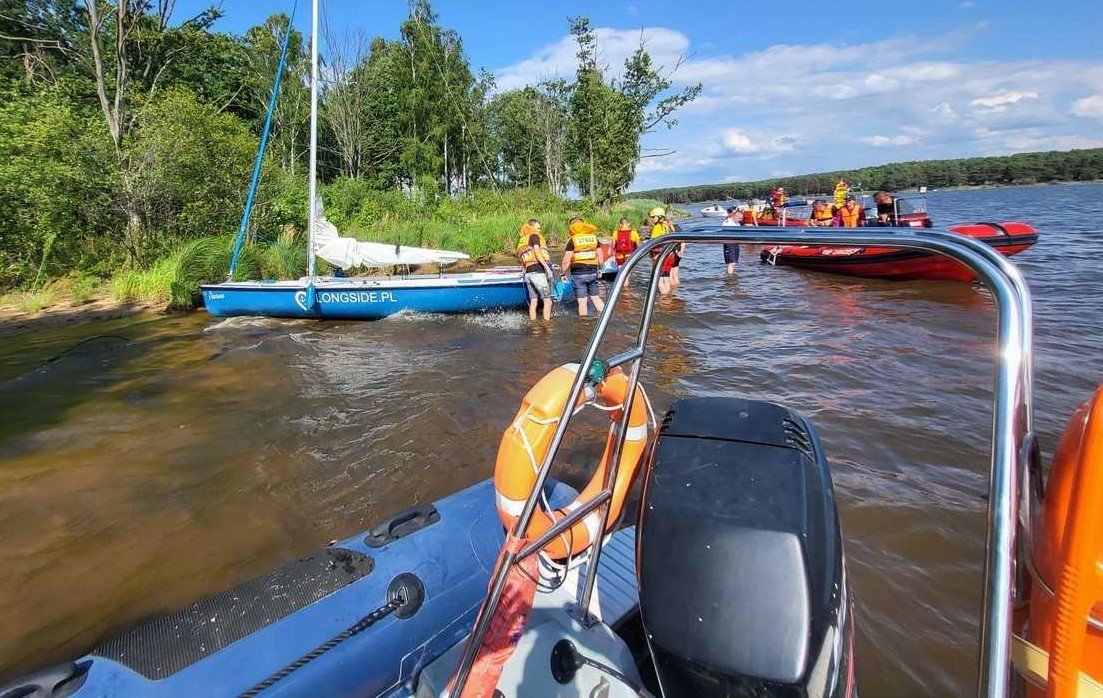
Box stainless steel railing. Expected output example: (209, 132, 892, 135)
(448, 226, 1033, 697)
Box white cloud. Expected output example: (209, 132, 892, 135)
(930, 102, 957, 119)
(720, 129, 800, 155)
(635, 158, 675, 173)
(958, 1, 976, 8)
(495, 24, 1103, 189)
(970, 90, 1039, 112)
(862, 134, 921, 147)
(721, 129, 756, 153)
(1070, 94, 1103, 118)
(494, 26, 688, 92)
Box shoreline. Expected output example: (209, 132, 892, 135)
(638, 178, 1103, 204)
(0, 251, 542, 330)
(0, 296, 164, 337)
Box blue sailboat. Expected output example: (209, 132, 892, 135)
(200, 2, 526, 320)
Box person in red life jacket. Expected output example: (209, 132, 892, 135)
(612, 217, 641, 267)
(835, 193, 866, 227)
(809, 199, 836, 227)
(646, 207, 681, 295)
(516, 219, 554, 322)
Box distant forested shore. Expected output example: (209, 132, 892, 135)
(632, 149, 1103, 203)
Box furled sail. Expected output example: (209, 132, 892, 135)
(311, 202, 469, 269)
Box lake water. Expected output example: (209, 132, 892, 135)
(1, 183, 1100, 694)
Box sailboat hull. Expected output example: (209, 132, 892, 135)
(201, 273, 528, 319)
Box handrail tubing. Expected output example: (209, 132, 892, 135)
(449, 226, 1032, 698)
(516, 489, 612, 560)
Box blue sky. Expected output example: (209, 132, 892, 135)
(183, 0, 1103, 189)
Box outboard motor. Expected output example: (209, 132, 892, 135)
(638, 398, 854, 697)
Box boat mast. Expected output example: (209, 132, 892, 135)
(306, 0, 319, 280)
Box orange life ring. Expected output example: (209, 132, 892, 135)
(493, 363, 649, 561)
(1022, 385, 1103, 696)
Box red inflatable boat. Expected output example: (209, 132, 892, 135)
(759, 221, 1038, 282)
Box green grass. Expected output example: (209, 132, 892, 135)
(110, 230, 307, 309)
(0, 273, 103, 314)
(344, 197, 669, 260)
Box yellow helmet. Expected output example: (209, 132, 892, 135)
(649, 207, 666, 218)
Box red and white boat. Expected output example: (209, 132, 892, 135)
(760, 221, 1037, 282)
(756, 195, 1038, 281)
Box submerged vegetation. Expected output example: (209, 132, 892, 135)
(0, 0, 697, 311)
(633, 148, 1103, 203)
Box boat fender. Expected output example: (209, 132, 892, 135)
(304, 281, 316, 311)
(494, 363, 651, 561)
(365, 504, 440, 548)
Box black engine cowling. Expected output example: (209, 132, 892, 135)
(637, 397, 854, 697)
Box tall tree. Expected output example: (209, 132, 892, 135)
(243, 14, 308, 176)
(323, 26, 371, 178)
(564, 17, 698, 206)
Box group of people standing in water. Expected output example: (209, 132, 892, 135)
(515, 185, 900, 322)
(515, 207, 683, 321)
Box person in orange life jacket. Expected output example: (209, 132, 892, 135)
(721, 206, 742, 276)
(769, 187, 788, 209)
(809, 199, 836, 227)
(741, 201, 759, 226)
(612, 217, 641, 266)
(835, 194, 865, 227)
(561, 217, 607, 316)
(516, 219, 554, 321)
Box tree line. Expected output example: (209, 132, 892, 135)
(632, 149, 1103, 204)
(0, 0, 698, 290)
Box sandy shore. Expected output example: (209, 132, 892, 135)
(0, 296, 166, 337)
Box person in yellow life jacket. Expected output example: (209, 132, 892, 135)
(833, 179, 849, 208)
(561, 217, 607, 316)
(810, 199, 836, 227)
(516, 219, 554, 321)
(645, 207, 683, 295)
(612, 217, 641, 266)
(835, 194, 865, 227)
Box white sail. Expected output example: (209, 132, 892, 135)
(312, 205, 469, 269)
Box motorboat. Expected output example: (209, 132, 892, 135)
(700, 204, 729, 218)
(761, 221, 1038, 282)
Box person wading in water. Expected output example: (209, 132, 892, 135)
(516, 219, 554, 321)
(561, 217, 607, 316)
(721, 206, 741, 275)
(646, 207, 682, 295)
(612, 217, 641, 267)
